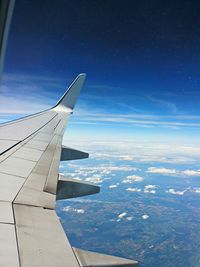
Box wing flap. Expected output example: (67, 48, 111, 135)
(14, 204, 80, 267)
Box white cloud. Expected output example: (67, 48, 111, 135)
(69, 106, 200, 129)
(62, 206, 85, 214)
(63, 140, 200, 166)
(126, 187, 141, 192)
(144, 189, 156, 194)
(122, 175, 144, 184)
(166, 188, 186, 195)
(120, 155, 134, 161)
(146, 167, 200, 177)
(142, 214, 149, 220)
(144, 185, 157, 189)
(143, 185, 157, 194)
(127, 175, 144, 181)
(146, 167, 176, 175)
(193, 188, 200, 193)
(67, 164, 138, 173)
(118, 212, 127, 219)
(73, 177, 82, 181)
(62, 206, 71, 212)
(85, 177, 103, 184)
(122, 179, 133, 184)
(75, 209, 85, 214)
(109, 184, 118, 189)
(182, 169, 200, 176)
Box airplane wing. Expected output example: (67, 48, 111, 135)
(0, 74, 138, 267)
(0, 1, 138, 266)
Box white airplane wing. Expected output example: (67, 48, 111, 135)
(0, 1, 138, 266)
(0, 74, 138, 267)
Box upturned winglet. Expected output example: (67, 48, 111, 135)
(53, 73, 86, 111)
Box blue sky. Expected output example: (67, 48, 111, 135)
(1, 0, 200, 144)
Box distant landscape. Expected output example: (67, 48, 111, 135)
(56, 140, 200, 267)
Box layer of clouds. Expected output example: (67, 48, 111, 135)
(61, 163, 140, 186)
(146, 167, 176, 175)
(146, 167, 200, 177)
(2, 73, 200, 130)
(0, 73, 64, 114)
(64, 139, 200, 166)
(182, 170, 200, 176)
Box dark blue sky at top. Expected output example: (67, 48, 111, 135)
(2, 0, 200, 140)
(6, 0, 200, 82)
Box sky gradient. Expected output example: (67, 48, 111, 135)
(1, 0, 200, 144)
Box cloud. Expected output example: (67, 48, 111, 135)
(143, 184, 157, 194)
(126, 216, 133, 221)
(166, 188, 186, 195)
(147, 167, 200, 177)
(126, 187, 141, 192)
(142, 214, 149, 220)
(0, 73, 63, 114)
(193, 188, 200, 193)
(146, 167, 176, 175)
(144, 189, 156, 194)
(65, 163, 139, 174)
(109, 184, 119, 189)
(85, 177, 103, 184)
(105, 166, 138, 171)
(64, 140, 200, 166)
(118, 212, 127, 219)
(75, 209, 85, 214)
(150, 167, 200, 178)
(122, 175, 144, 184)
(182, 169, 200, 176)
(120, 155, 134, 161)
(62, 206, 85, 214)
(71, 107, 200, 129)
(144, 185, 157, 189)
(61, 163, 141, 186)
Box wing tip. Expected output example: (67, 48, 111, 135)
(53, 73, 86, 112)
